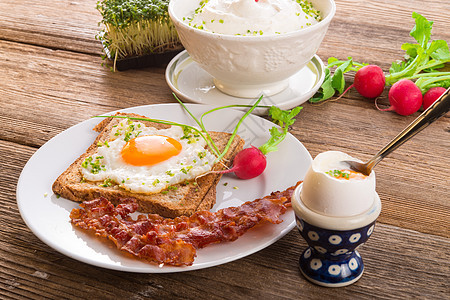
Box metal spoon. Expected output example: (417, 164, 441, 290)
(345, 87, 450, 176)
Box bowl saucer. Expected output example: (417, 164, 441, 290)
(165, 50, 325, 115)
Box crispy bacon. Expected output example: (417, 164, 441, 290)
(69, 182, 301, 266)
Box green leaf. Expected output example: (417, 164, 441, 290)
(331, 68, 345, 93)
(429, 40, 450, 61)
(258, 127, 284, 154)
(309, 57, 365, 103)
(321, 77, 336, 99)
(415, 75, 450, 92)
(401, 43, 420, 59)
(259, 106, 302, 155)
(386, 12, 450, 87)
(331, 58, 353, 94)
(410, 11, 433, 48)
(389, 61, 405, 74)
(268, 106, 302, 127)
(310, 68, 334, 103)
(327, 57, 339, 64)
(335, 58, 354, 73)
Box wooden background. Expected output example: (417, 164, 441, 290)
(1, 0, 449, 298)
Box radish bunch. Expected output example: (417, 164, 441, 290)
(310, 12, 450, 116)
(313, 62, 447, 116)
(352, 69, 445, 116)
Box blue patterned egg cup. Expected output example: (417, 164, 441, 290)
(292, 184, 381, 287)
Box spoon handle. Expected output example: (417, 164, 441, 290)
(366, 87, 450, 170)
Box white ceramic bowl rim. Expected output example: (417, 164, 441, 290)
(168, 0, 337, 41)
(292, 183, 382, 231)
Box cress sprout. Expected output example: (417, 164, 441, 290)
(96, 0, 182, 70)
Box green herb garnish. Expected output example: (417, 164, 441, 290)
(81, 156, 106, 174)
(94, 115, 221, 157)
(326, 169, 350, 179)
(99, 178, 113, 187)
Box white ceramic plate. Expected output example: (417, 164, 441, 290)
(17, 104, 312, 273)
(165, 50, 325, 115)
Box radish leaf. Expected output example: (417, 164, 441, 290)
(309, 57, 366, 103)
(259, 106, 302, 155)
(385, 12, 450, 87)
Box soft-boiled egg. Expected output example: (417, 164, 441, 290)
(80, 119, 216, 194)
(300, 151, 376, 217)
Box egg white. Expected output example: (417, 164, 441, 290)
(80, 119, 217, 194)
(300, 151, 376, 217)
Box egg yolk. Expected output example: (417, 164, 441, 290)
(326, 169, 367, 180)
(121, 135, 182, 166)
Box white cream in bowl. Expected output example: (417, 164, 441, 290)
(187, 0, 321, 36)
(300, 151, 376, 217)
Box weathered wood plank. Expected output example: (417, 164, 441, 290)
(0, 0, 102, 55)
(0, 39, 173, 147)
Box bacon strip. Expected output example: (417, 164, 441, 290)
(70, 182, 301, 266)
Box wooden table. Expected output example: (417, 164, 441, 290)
(1, 0, 449, 298)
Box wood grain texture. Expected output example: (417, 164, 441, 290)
(1, 0, 449, 298)
(0, 0, 102, 55)
(0, 39, 172, 147)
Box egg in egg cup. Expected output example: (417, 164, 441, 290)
(292, 183, 381, 287)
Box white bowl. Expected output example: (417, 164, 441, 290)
(168, 0, 336, 98)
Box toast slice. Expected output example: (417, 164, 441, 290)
(52, 112, 244, 218)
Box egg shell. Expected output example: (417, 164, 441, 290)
(300, 151, 376, 217)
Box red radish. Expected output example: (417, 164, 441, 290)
(353, 65, 386, 98)
(423, 87, 446, 110)
(221, 146, 267, 179)
(332, 65, 386, 102)
(377, 79, 422, 116)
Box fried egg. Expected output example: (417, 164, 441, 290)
(80, 119, 217, 194)
(300, 151, 376, 217)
